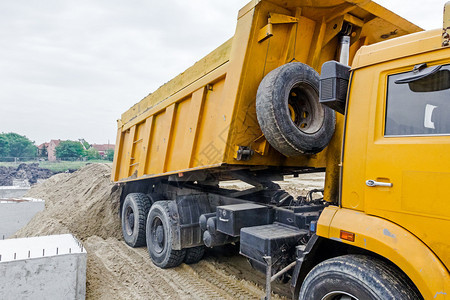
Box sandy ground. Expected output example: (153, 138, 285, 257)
(12, 164, 324, 299)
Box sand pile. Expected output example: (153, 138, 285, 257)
(13, 163, 121, 241)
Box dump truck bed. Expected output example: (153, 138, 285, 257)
(112, 0, 421, 183)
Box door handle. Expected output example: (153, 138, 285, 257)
(366, 180, 393, 187)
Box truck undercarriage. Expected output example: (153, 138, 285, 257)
(119, 168, 328, 298)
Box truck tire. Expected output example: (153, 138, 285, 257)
(121, 193, 151, 247)
(184, 246, 206, 264)
(146, 201, 186, 268)
(299, 255, 421, 300)
(256, 62, 335, 156)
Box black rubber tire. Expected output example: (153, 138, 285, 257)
(299, 255, 422, 300)
(256, 62, 335, 156)
(121, 193, 151, 248)
(146, 201, 186, 268)
(184, 246, 206, 264)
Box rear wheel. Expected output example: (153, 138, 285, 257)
(121, 193, 151, 247)
(146, 201, 186, 268)
(299, 255, 421, 300)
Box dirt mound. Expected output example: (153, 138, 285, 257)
(0, 163, 55, 186)
(13, 163, 121, 241)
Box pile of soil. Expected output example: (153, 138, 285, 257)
(0, 163, 55, 186)
(14, 163, 121, 240)
(13, 164, 289, 299)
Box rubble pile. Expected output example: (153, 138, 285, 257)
(0, 163, 55, 186)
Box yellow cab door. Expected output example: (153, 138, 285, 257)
(364, 52, 450, 270)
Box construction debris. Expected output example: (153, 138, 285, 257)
(0, 163, 54, 186)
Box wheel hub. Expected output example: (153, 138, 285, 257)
(151, 217, 165, 254)
(321, 291, 358, 300)
(288, 85, 324, 134)
(128, 213, 135, 230)
(124, 207, 135, 235)
(156, 225, 164, 244)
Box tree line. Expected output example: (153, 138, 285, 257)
(0, 132, 114, 161)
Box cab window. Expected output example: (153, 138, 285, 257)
(385, 64, 450, 136)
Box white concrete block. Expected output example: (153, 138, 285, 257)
(0, 234, 86, 300)
(0, 199, 45, 238)
(0, 186, 30, 199)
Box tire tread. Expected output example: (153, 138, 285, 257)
(184, 246, 206, 264)
(299, 254, 422, 300)
(121, 193, 151, 248)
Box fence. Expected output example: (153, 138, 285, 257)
(0, 157, 43, 164)
(0, 157, 92, 164)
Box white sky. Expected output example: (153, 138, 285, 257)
(0, 0, 445, 145)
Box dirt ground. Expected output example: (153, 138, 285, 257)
(13, 164, 324, 299)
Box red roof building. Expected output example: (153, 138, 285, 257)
(38, 140, 61, 161)
(91, 144, 114, 157)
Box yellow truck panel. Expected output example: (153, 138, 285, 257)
(317, 207, 450, 299)
(112, 0, 421, 183)
(342, 29, 450, 271)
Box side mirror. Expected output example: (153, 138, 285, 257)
(319, 60, 350, 115)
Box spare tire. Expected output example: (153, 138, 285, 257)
(256, 62, 335, 156)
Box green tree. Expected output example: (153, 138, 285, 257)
(106, 149, 114, 161)
(0, 133, 36, 158)
(55, 141, 85, 160)
(86, 147, 101, 160)
(0, 135, 9, 157)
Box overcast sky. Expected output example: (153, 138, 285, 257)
(0, 0, 445, 146)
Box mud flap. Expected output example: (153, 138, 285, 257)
(291, 234, 319, 299)
(169, 194, 213, 250)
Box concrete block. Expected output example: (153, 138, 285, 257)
(0, 234, 86, 300)
(0, 199, 45, 238)
(12, 179, 30, 188)
(0, 186, 30, 199)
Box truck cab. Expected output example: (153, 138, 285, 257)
(306, 25, 450, 300)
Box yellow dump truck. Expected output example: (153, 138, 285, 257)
(112, 0, 450, 298)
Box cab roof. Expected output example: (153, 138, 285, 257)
(352, 29, 443, 69)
